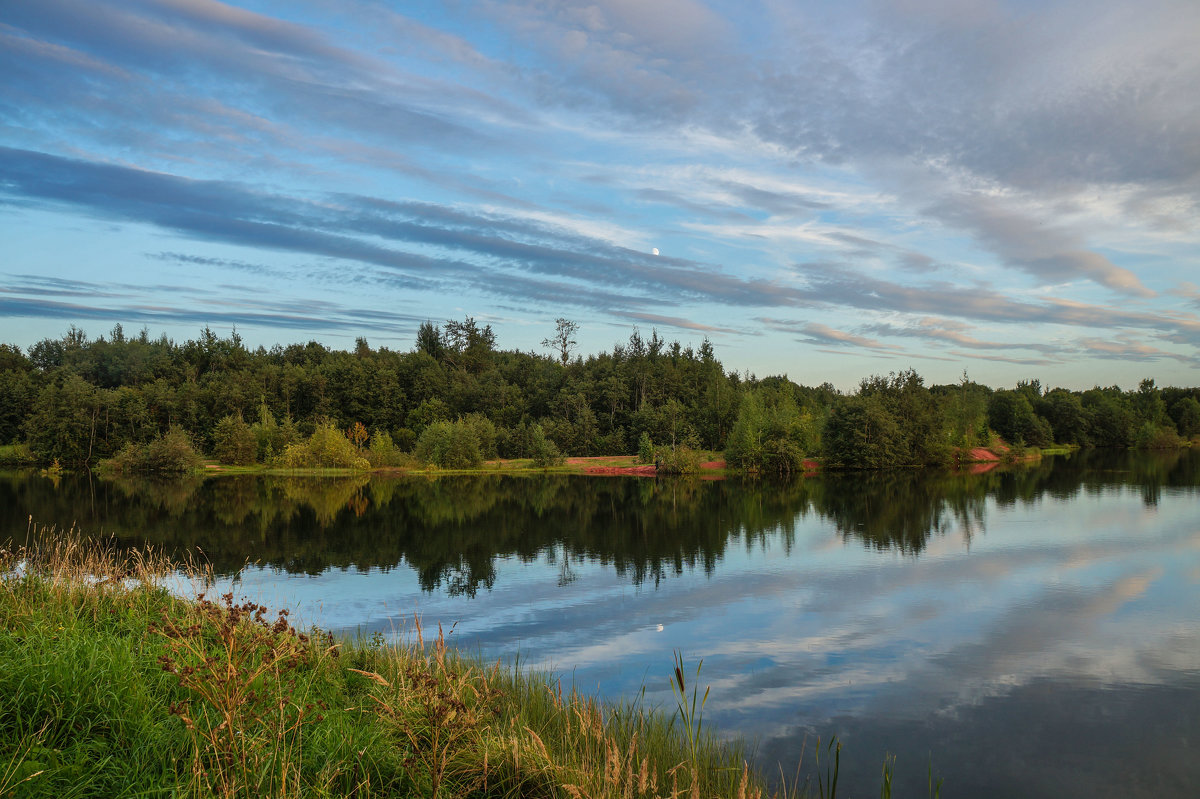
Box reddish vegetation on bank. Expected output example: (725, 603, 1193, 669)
(202, 446, 1036, 477)
(583, 465, 660, 475)
(564, 456, 731, 476)
(967, 447, 1001, 462)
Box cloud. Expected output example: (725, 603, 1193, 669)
(3, 273, 221, 298)
(0, 0, 524, 174)
(925, 192, 1155, 296)
(480, 0, 741, 118)
(762, 319, 903, 353)
(0, 147, 817, 314)
(709, 178, 830, 215)
(617, 311, 740, 335)
(944, 350, 1060, 368)
(864, 318, 1061, 354)
(764, 1, 1200, 193)
(1171, 282, 1200, 307)
(0, 291, 424, 336)
(1, 276, 127, 301)
(7, 145, 1197, 365)
(145, 251, 284, 278)
(482, 0, 1199, 291)
(634, 187, 756, 222)
(789, 261, 1199, 339)
(2, 0, 1198, 383)
(1076, 335, 1199, 365)
(822, 232, 944, 274)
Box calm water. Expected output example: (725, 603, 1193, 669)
(3, 450, 1199, 797)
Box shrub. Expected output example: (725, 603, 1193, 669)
(1134, 422, 1184, 450)
(761, 437, 804, 475)
(597, 428, 626, 456)
(211, 413, 257, 465)
(414, 420, 482, 468)
(251, 403, 299, 462)
(105, 426, 201, 474)
(654, 445, 702, 475)
(392, 426, 418, 452)
(279, 423, 370, 469)
(461, 413, 498, 459)
(637, 432, 655, 464)
(0, 443, 36, 468)
(497, 421, 536, 459)
(529, 423, 564, 468)
(1171, 397, 1200, 439)
(365, 430, 417, 468)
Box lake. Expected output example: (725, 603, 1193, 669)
(3, 449, 1198, 797)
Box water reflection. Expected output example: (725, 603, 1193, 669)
(3, 449, 1196, 593)
(2, 449, 1199, 798)
(759, 677, 1200, 798)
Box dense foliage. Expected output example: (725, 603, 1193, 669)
(279, 422, 371, 470)
(104, 427, 202, 475)
(0, 324, 1196, 470)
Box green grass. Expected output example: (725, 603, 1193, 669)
(0, 444, 36, 469)
(1037, 446, 1078, 456)
(0, 532, 774, 798)
(1, 530, 940, 798)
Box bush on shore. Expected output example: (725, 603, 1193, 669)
(365, 429, 418, 468)
(211, 413, 257, 465)
(413, 420, 483, 469)
(103, 426, 201, 474)
(529, 423, 565, 467)
(278, 422, 371, 470)
(654, 445, 703, 475)
(1134, 422, 1185, 450)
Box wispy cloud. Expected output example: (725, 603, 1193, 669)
(0, 147, 811, 313)
(789, 261, 1200, 338)
(0, 0, 1197, 384)
(762, 318, 904, 354)
(0, 293, 424, 335)
(863, 318, 1060, 354)
(925, 192, 1155, 296)
(1076, 335, 1200, 365)
(618, 312, 740, 335)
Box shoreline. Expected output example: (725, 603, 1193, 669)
(1, 532, 879, 798)
(173, 444, 1060, 479)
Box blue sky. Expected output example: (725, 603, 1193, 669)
(2, 0, 1198, 390)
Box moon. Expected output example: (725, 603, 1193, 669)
(652, 247, 659, 256)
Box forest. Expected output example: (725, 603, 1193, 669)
(0, 320, 1197, 473)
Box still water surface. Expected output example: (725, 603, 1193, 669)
(3, 450, 1199, 797)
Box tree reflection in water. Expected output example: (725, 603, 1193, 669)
(2, 448, 1197, 597)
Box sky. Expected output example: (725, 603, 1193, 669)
(1, 0, 1199, 391)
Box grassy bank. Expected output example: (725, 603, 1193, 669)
(1, 531, 781, 798)
(197, 454, 730, 479)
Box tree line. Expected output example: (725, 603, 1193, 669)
(0, 322, 1197, 472)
